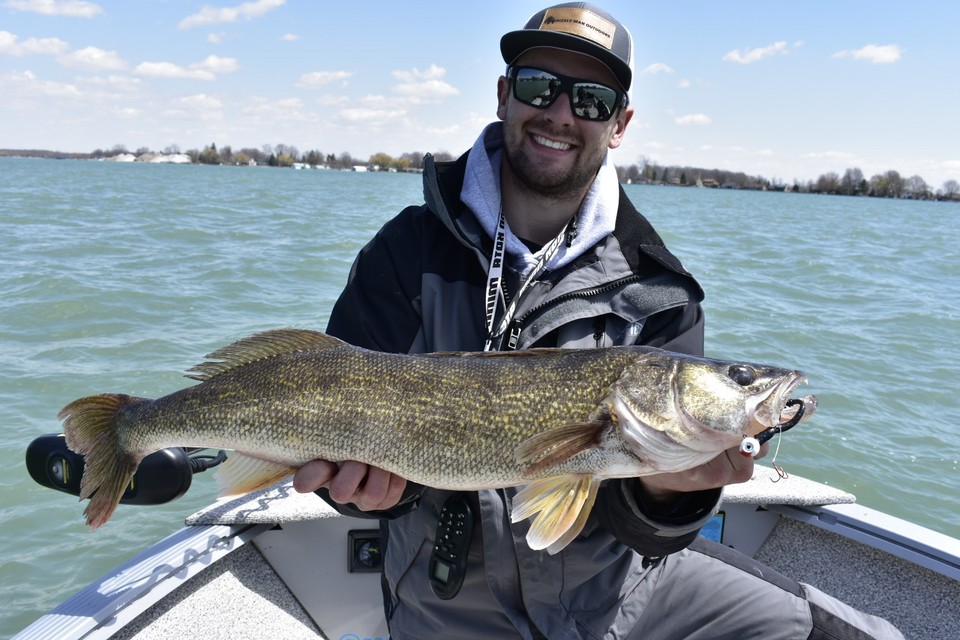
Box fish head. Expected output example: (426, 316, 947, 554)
(611, 351, 810, 469)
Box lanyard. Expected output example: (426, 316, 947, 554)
(483, 208, 571, 351)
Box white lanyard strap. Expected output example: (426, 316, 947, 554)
(483, 210, 507, 351)
(483, 208, 571, 351)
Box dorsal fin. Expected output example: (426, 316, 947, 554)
(186, 328, 347, 381)
(427, 347, 567, 359)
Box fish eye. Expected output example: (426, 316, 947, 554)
(727, 364, 756, 386)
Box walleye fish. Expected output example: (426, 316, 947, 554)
(60, 328, 815, 553)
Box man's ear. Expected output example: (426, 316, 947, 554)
(496, 76, 510, 121)
(608, 105, 634, 150)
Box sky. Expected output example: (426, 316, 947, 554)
(2, 0, 959, 188)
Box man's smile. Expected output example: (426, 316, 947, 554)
(531, 134, 574, 152)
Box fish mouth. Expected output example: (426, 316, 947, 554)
(778, 394, 818, 425)
(749, 371, 811, 434)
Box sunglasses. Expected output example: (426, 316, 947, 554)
(508, 66, 628, 122)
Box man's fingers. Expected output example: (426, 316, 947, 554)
(356, 465, 408, 511)
(292, 459, 338, 493)
(292, 459, 408, 511)
(328, 460, 369, 504)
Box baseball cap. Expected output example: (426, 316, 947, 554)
(500, 3, 634, 91)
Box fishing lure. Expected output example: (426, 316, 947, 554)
(739, 398, 806, 480)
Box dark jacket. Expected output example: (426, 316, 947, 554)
(321, 147, 722, 639)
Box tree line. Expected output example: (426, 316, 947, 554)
(2, 145, 957, 201)
(617, 157, 959, 201)
(73, 143, 458, 172)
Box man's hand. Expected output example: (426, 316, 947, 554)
(293, 460, 408, 512)
(637, 443, 766, 507)
(294, 442, 761, 512)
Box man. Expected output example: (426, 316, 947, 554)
(294, 3, 903, 638)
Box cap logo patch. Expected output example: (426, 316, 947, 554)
(540, 7, 616, 50)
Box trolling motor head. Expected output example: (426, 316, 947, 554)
(26, 433, 224, 507)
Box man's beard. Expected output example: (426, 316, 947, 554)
(502, 125, 605, 201)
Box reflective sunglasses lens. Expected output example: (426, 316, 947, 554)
(513, 69, 561, 107)
(571, 84, 619, 121)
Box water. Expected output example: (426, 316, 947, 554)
(1, 157, 958, 637)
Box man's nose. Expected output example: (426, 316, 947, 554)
(542, 92, 575, 123)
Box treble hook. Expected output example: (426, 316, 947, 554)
(771, 461, 789, 482)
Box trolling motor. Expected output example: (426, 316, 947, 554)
(25, 433, 226, 506)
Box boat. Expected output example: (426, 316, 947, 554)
(14, 441, 960, 639)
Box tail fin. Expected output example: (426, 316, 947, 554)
(58, 394, 145, 528)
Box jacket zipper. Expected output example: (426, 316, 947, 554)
(505, 274, 644, 349)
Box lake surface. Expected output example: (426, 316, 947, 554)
(1, 157, 958, 637)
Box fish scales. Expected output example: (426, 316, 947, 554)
(59, 328, 814, 552)
(125, 343, 644, 487)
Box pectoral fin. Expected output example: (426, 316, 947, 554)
(515, 421, 607, 476)
(511, 474, 601, 554)
(215, 452, 296, 496)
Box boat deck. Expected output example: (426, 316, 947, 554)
(112, 543, 321, 640)
(15, 467, 960, 639)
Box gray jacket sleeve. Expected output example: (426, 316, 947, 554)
(595, 481, 721, 556)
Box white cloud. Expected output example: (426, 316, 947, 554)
(82, 74, 141, 92)
(0, 30, 69, 56)
(193, 54, 240, 74)
(1, 69, 81, 98)
(642, 63, 674, 75)
(57, 46, 127, 71)
(280, 33, 298, 42)
(112, 107, 141, 118)
(393, 79, 459, 101)
(337, 107, 407, 125)
(242, 96, 306, 120)
(179, 0, 286, 29)
(392, 64, 447, 83)
(135, 61, 215, 80)
(355, 92, 438, 109)
(723, 41, 789, 64)
(359, 94, 388, 105)
(832, 44, 903, 64)
(315, 94, 349, 107)
(392, 64, 458, 102)
(207, 33, 224, 44)
(676, 79, 691, 89)
(134, 56, 238, 80)
(164, 94, 226, 122)
(674, 113, 712, 126)
(180, 93, 223, 110)
(3, 0, 102, 18)
(297, 70, 353, 87)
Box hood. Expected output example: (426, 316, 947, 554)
(460, 122, 620, 277)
